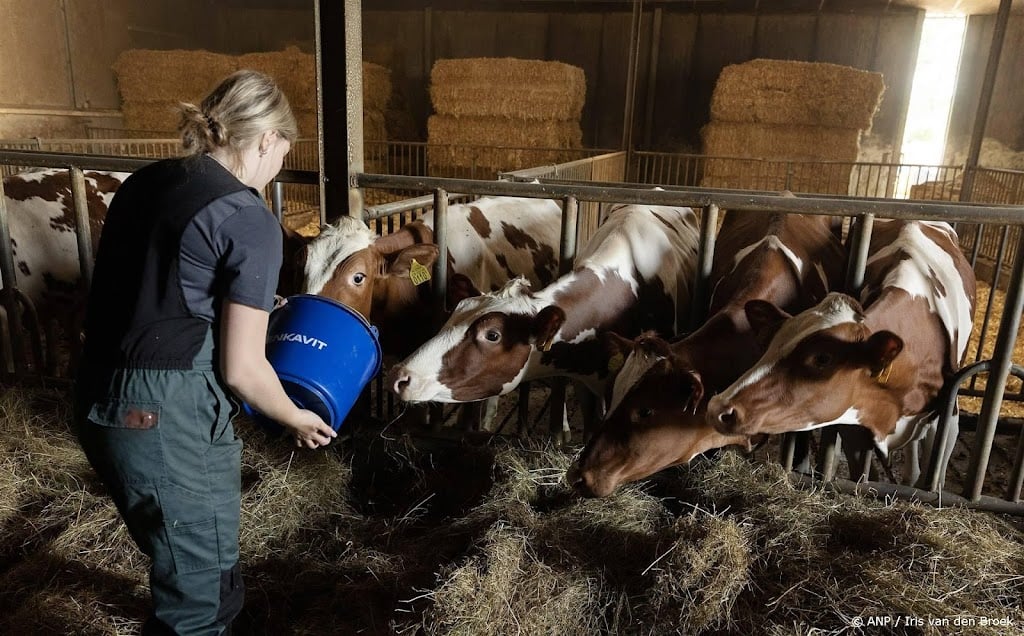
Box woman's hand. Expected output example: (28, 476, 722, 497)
(286, 409, 337, 449)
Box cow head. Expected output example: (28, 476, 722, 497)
(707, 292, 904, 438)
(303, 217, 442, 347)
(566, 331, 753, 497)
(387, 276, 566, 402)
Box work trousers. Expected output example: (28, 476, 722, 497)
(75, 344, 243, 635)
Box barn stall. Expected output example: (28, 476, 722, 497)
(3, 0, 1024, 633)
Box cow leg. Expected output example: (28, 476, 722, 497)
(0, 307, 12, 375)
(836, 426, 876, 482)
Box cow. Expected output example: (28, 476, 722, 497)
(566, 211, 846, 497)
(386, 203, 700, 416)
(1, 168, 128, 373)
(707, 219, 977, 487)
(301, 196, 562, 359)
(2, 167, 308, 375)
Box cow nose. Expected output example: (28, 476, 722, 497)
(709, 398, 742, 434)
(388, 366, 412, 397)
(565, 463, 595, 498)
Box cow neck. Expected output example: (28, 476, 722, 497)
(672, 311, 759, 404)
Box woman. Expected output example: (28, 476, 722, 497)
(75, 70, 336, 635)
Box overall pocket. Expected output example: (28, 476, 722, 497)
(85, 400, 166, 485)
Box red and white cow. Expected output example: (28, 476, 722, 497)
(2, 167, 308, 374)
(707, 219, 977, 487)
(2, 169, 128, 372)
(567, 211, 846, 497)
(386, 203, 700, 407)
(301, 196, 562, 358)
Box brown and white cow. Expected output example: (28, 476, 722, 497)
(301, 196, 562, 358)
(2, 169, 128, 372)
(386, 203, 700, 406)
(2, 167, 307, 374)
(567, 211, 846, 497)
(707, 219, 977, 487)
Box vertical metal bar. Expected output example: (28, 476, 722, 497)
(965, 229, 1024, 501)
(432, 188, 449, 314)
(69, 167, 94, 289)
(961, 0, 1012, 203)
(1008, 423, 1024, 502)
(688, 203, 718, 331)
(560, 196, 579, 275)
(845, 213, 874, 293)
(0, 174, 29, 376)
(315, 0, 364, 223)
(621, 0, 642, 155)
(638, 7, 663, 150)
(271, 180, 285, 223)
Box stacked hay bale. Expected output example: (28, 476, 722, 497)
(701, 59, 885, 194)
(427, 58, 586, 177)
(113, 49, 238, 134)
(113, 47, 393, 143)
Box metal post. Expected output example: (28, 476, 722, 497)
(689, 203, 718, 332)
(1009, 424, 1024, 502)
(69, 167, 94, 289)
(432, 188, 449, 315)
(621, 0, 643, 156)
(315, 0, 364, 223)
(271, 180, 284, 223)
(560, 196, 579, 275)
(960, 0, 1012, 203)
(845, 213, 874, 294)
(964, 229, 1024, 501)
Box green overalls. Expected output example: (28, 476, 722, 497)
(74, 155, 282, 635)
(76, 331, 243, 635)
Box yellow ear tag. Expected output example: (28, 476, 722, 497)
(409, 258, 432, 286)
(608, 352, 625, 373)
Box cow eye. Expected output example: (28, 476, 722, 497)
(483, 329, 501, 343)
(352, 273, 366, 285)
(638, 407, 653, 418)
(809, 352, 832, 369)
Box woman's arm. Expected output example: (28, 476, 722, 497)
(219, 299, 337, 448)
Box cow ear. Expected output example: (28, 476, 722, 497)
(672, 367, 704, 414)
(374, 220, 435, 256)
(533, 305, 566, 352)
(449, 272, 481, 306)
(745, 299, 790, 349)
(865, 330, 903, 376)
(389, 244, 439, 278)
(601, 331, 635, 376)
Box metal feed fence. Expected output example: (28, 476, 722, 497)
(4, 145, 1024, 513)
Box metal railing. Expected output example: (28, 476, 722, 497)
(4, 145, 1024, 513)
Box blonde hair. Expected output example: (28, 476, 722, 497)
(178, 69, 299, 171)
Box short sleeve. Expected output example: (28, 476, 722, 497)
(215, 206, 283, 311)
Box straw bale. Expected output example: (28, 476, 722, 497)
(700, 159, 853, 195)
(430, 57, 586, 120)
(710, 58, 885, 130)
(362, 61, 392, 114)
(237, 46, 316, 110)
(120, 101, 179, 134)
(427, 115, 581, 172)
(113, 49, 238, 105)
(702, 122, 861, 162)
(364, 108, 387, 142)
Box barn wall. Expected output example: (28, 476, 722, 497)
(948, 13, 1024, 158)
(9, 1, 1020, 160)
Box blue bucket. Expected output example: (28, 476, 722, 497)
(247, 294, 382, 433)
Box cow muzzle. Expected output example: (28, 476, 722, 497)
(707, 396, 746, 435)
